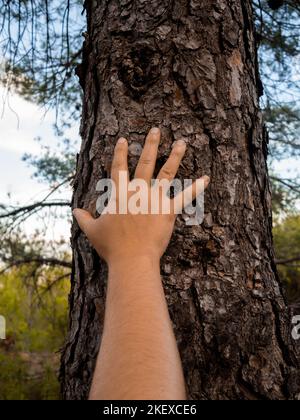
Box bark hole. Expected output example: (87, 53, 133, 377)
(118, 44, 162, 98)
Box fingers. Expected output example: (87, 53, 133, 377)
(134, 127, 161, 183)
(157, 140, 186, 181)
(172, 176, 210, 214)
(111, 137, 129, 184)
(73, 208, 95, 236)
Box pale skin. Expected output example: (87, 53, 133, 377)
(73, 127, 210, 400)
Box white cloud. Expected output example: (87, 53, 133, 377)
(0, 86, 58, 155)
(0, 87, 77, 241)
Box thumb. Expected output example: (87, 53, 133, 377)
(73, 208, 94, 235)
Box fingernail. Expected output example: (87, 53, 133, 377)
(150, 127, 160, 134)
(118, 137, 127, 144)
(175, 139, 186, 147)
(203, 175, 210, 186)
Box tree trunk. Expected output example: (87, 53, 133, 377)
(60, 0, 300, 400)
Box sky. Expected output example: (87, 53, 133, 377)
(0, 85, 79, 241)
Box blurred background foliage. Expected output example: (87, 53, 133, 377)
(0, 0, 300, 399)
(274, 215, 300, 302)
(0, 264, 69, 399)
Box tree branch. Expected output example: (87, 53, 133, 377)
(0, 257, 72, 275)
(0, 200, 71, 219)
(276, 256, 300, 265)
(270, 176, 300, 194)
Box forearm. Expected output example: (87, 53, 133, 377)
(75, 128, 208, 400)
(89, 256, 187, 400)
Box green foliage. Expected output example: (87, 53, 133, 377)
(0, 267, 69, 351)
(0, 353, 60, 400)
(264, 105, 300, 160)
(270, 174, 300, 218)
(271, 180, 295, 216)
(0, 226, 45, 265)
(23, 139, 76, 184)
(274, 215, 300, 302)
(0, 266, 69, 400)
(254, 0, 300, 209)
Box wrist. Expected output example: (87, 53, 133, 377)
(107, 253, 161, 274)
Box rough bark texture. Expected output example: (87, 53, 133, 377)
(60, 0, 300, 400)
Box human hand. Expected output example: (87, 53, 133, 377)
(73, 127, 210, 266)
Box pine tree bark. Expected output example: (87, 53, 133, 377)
(60, 0, 300, 400)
